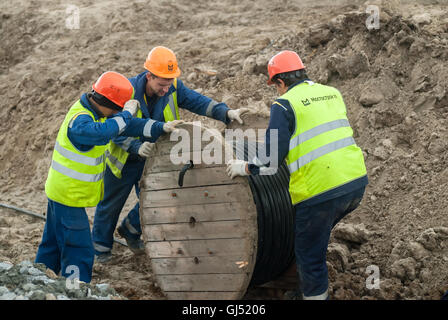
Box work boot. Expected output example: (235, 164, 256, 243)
(95, 252, 112, 264)
(117, 226, 145, 255)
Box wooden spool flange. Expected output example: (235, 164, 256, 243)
(139, 121, 259, 300)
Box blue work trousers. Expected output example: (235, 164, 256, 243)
(294, 187, 366, 299)
(35, 199, 94, 283)
(92, 161, 144, 255)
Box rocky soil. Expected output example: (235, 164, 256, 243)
(0, 260, 124, 300)
(1, 0, 448, 299)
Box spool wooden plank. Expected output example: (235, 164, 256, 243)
(140, 166, 237, 190)
(141, 202, 252, 224)
(143, 220, 250, 242)
(141, 184, 253, 208)
(164, 292, 239, 300)
(157, 274, 249, 291)
(150, 255, 248, 275)
(146, 150, 223, 173)
(155, 122, 232, 156)
(144, 239, 250, 258)
(139, 122, 258, 300)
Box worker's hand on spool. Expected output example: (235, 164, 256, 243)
(123, 99, 140, 117)
(226, 159, 249, 179)
(163, 120, 184, 134)
(138, 142, 155, 158)
(227, 108, 249, 125)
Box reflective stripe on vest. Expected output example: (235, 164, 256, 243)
(289, 119, 350, 150)
(288, 135, 355, 173)
(51, 159, 105, 182)
(105, 149, 125, 172)
(54, 141, 104, 166)
(45, 100, 107, 207)
(166, 94, 178, 120)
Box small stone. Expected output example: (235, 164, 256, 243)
(186, 72, 198, 82)
(416, 228, 439, 251)
(0, 292, 17, 300)
(333, 223, 371, 244)
(0, 262, 13, 272)
(18, 261, 33, 268)
(411, 13, 431, 26)
(0, 286, 10, 295)
(30, 290, 46, 300)
(381, 139, 393, 149)
(407, 241, 429, 260)
(327, 243, 350, 272)
(14, 295, 28, 300)
(390, 257, 417, 281)
(359, 87, 384, 107)
(31, 275, 55, 285)
(419, 268, 431, 283)
(45, 268, 58, 279)
(57, 295, 70, 300)
(45, 293, 56, 300)
(242, 56, 256, 75)
(28, 267, 43, 276)
(22, 283, 37, 291)
(19, 266, 29, 274)
(96, 283, 111, 294)
(372, 146, 389, 161)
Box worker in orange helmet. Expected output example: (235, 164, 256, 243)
(35, 71, 146, 283)
(92, 46, 249, 262)
(227, 50, 368, 299)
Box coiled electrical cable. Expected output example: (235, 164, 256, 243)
(232, 140, 295, 286)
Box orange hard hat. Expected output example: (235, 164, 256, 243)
(92, 71, 134, 108)
(267, 50, 305, 85)
(143, 46, 181, 78)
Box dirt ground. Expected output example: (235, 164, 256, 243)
(1, 0, 448, 300)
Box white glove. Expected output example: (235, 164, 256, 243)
(227, 108, 249, 125)
(138, 142, 155, 158)
(123, 99, 140, 117)
(226, 159, 249, 179)
(163, 120, 185, 133)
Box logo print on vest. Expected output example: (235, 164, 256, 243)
(302, 98, 311, 106)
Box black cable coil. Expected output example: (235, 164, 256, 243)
(232, 139, 295, 286)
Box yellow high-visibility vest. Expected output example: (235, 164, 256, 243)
(281, 81, 367, 205)
(45, 100, 107, 207)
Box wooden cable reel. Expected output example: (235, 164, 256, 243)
(139, 121, 258, 299)
(139, 115, 295, 299)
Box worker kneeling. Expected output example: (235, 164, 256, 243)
(35, 71, 143, 283)
(227, 51, 368, 300)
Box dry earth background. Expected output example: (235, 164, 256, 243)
(1, 0, 448, 300)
